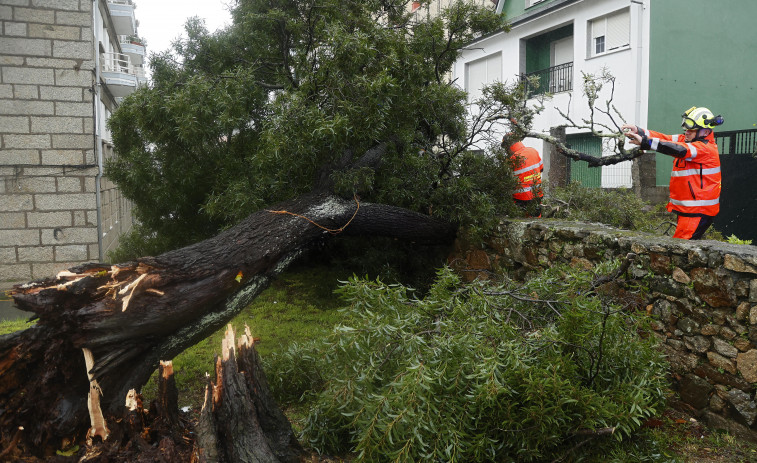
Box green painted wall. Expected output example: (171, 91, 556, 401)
(647, 0, 757, 185)
(502, 0, 563, 22)
(525, 25, 573, 73)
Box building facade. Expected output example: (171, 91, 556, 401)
(454, 0, 757, 192)
(0, 0, 145, 284)
(410, 0, 498, 19)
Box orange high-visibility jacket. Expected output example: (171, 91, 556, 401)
(509, 141, 544, 201)
(640, 128, 721, 216)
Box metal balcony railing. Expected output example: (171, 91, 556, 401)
(521, 62, 573, 97)
(101, 52, 134, 74)
(118, 34, 144, 46)
(101, 52, 146, 82)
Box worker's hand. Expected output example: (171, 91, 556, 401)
(625, 132, 642, 146)
(622, 124, 642, 146)
(621, 124, 637, 134)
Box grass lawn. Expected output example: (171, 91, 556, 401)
(141, 262, 355, 411)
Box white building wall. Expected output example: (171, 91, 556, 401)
(453, 0, 651, 188)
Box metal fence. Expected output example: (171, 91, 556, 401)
(715, 128, 757, 156)
(714, 128, 757, 241)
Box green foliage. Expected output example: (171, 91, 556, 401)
(313, 236, 454, 294)
(544, 184, 752, 243)
(106, 223, 179, 263)
(547, 183, 670, 233)
(107, 0, 510, 257)
(267, 264, 668, 462)
(726, 234, 753, 245)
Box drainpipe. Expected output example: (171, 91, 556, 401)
(631, 0, 647, 197)
(633, 0, 645, 127)
(93, 0, 104, 262)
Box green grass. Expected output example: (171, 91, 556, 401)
(0, 318, 35, 336)
(142, 263, 354, 410)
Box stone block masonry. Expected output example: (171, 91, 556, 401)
(450, 219, 757, 441)
(0, 0, 99, 283)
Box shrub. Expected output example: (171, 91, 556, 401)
(266, 263, 669, 462)
(547, 183, 669, 233)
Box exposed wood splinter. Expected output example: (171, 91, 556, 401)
(82, 348, 110, 442)
(125, 389, 139, 411)
(56, 270, 83, 280)
(120, 273, 148, 312)
(119, 273, 147, 296)
(222, 325, 236, 362)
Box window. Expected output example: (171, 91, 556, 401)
(465, 52, 502, 102)
(588, 8, 630, 57)
(526, 0, 546, 7)
(595, 36, 605, 54)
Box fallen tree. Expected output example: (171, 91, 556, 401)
(0, 0, 647, 457)
(0, 193, 455, 457)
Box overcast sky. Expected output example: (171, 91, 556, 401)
(136, 0, 233, 65)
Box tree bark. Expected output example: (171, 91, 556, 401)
(0, 192, 456, 456)
(192, 325, 303, 463)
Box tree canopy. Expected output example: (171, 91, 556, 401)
(107, 0, 519, 257)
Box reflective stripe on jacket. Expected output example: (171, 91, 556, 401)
(642, 129, 721, 216)
(509, 141, 543, 201)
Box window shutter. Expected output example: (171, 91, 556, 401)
(487, 53, 502, 84)
(606, 10, 630, 50)
(466, 53, 502, 102)
(466, 59, 487, 102)
(591, 18, 606, 41)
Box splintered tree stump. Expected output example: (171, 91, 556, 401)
(192, 324, 303, 463)
(77, 360, 193, 462)
(153, 361, 181, 435)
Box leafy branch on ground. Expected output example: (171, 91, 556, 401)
(265, 262, 669, 462)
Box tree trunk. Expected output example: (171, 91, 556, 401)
(0, 192, 456, 457)
(193, 325, 303, 463)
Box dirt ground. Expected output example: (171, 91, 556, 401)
(654, 409, 757, 463)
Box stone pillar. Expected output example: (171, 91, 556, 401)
(547, 126, 568, 188)
(635, 151, 667, 204)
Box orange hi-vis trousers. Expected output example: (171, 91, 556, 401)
(673, 213, 714, 240)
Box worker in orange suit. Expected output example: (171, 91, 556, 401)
(504, 135, 544, 218)
(623, 106, 724, 240)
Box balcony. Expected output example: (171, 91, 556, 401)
(107, 0, 136, 36)
(521, 62, 573, 97)
(101, 52, 146, 98)
(119, 35, 145, 65)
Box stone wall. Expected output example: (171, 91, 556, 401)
(0, 0, 135, 284)
(450, 218, 757, 440)
(0, 0, 98, 282)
